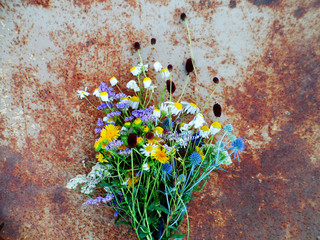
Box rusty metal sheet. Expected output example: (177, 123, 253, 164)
(0, 0, 319, 239)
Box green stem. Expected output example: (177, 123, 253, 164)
(177, 75, 190, 103)
(201, 84, 219, 114)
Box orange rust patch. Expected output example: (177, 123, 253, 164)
(23, 0, 50, 8)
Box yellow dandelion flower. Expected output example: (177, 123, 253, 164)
(134, 118, 142, 125)
(154, 126, 164, 135)
(96, 153, 108, 163)
(100, 124, 120, 143)
(137, 137, 144, 145)
(151, 147, 169, 164)
(195, 146, 205, 159)
(144, 125, 149, 132)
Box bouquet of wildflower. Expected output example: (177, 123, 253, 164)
(67, 12, 245, 240)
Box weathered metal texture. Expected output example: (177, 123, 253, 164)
(0, 0, 319, 239)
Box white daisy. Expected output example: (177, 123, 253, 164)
(143, 77, 152, 89)
(130, 66, 140, 76)
(142, 162, 150, 171)
(109, 76, 118, 86)
(160, 103, 169, 116)
(100, 92, 109, 102)
(154, 61, 162, 72)
(93, 88, 100, 97)
(199, 125, 210, 138)
(137, 63, 148, 72)
(129, 96, 139, 109)
(190, 113, 206, 129)
(77, 87, 89, 99)
(166, 102, 183, 116)
(127, 80, 140, 92)
(140, 143, 156, 157)
(149, 85, 157, 93)
(161, 68, 170, 79)
(209, 122, 222, 135)
(181, 101, 200, 114)
(153, 107, 161, 118)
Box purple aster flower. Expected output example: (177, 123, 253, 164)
(95, 128, 102, 134)
(83, 194, 114, 206)
(106, 111, 121, 119)
(97, 118, 104, 127)
(102, 194, 114, 203)
(119, 148, 131, 155)
(114, 93, 127, 100)
(116, 101, 130, 109)
(99, 82, 108, 92)
(97, 103, 112, 110)
(124, 116, 134, 122)
(106, 140, 124, 150)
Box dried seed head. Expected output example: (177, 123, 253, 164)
(180, 12, 186, 21)
(151, 38, 156, 45)
(166, 80, 176, 94)
(133, 42, 140, 50)
(213, 77, 219, 84)
(167, 64, 173, 71)
(213, 103, 222, 117)
(146, 132, 154, 140)
(185, 58, 194, 74)
(127, 133, 137, 148)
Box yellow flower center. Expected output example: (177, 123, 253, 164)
(143, 77, 151, 82)
(174, 102, 183, 110)
(144, 126, 149, 132)
(100, 92, 108, 96)
(130, 66, 136, 71)
(161, 68, 168, 72)
(200, 126, 209, 131)
(130, 96, 139, 102)
(154, 126, 164, 134)
(137, 137, 143, 144)
(145, 145, 153, 152)
(134, 118, 142, 125)
(211, 122, 222, 129)
(190, 102, 197, 108)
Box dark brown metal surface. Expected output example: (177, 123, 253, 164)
(0, 0, 319, 239)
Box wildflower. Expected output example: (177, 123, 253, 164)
(114, 93, 127, 100)
(95, 128, 102, 134)
(137, 63, 148, 72)
(96, 153, 108, 163)
(133, 42, 140, 50)
(124, 122, 131, 128)
(190, 113, 206, 129)
(231, 138, 245, 161)
(100, 92, 109, 102)
(153, 108, 161, 118)
(106, 111, 121, 119)
(77, 87, 89, 99)
(100, 124, 120, 143)
(154, 61, 162, 72)
(145, 132, 154, 140)
(93, 88, 100, 97)
(124, 116, 134, 122)
(66, 174, 87, 190)
(166, 80, 176, 94)
(83, 194, 114, 206)
(224, 124, 233, 133)
(127, 133, 137, 148)
(97, 103, 112, 110)
(141, 143, 156, 157)
(162, 163, 172, 179)
(119, 148, 131, 155)
(213, 77, 219, 84)
(151, 38, 156, 45)
(154, 126, 164, 136)
(189, 152, 201, 167)
(167, 64, 173, 71)
(144, 125, 149, 132)
(109, 76, 118, 86)
(137, 136, 144, 145)
(166, 102, 183, 115)
(97, 118, 104, 127)
(161, 68, 170, 80)
(133, 117, 142, 125)
(195, 146, 205, 159)
(126, 80, 140, 92)
(103, 118, 115, 125)
(213, 103, 222, 117)
(180, 12, 186, 21)
(209, 122, 222, 135)
(143, 77, 152, 89)
(116, 100, 130, 110)
(185, 58, 194, 74)
(149, 85, 157, 93)
(151, 147, 169, 164)
(182, 101, 200, 114)
(142, 162, 150, 171)
(106, 139, 124, 150)
(129, 96, 139, 109)
(199, 125, 210, 138)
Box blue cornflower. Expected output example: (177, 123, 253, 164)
(162, 118, 173, 130)
(224, 124, 233, 133)
(114, 209, 120, 217)
(97, 118, 104, 127)
(231, 138, 245, 161)
(116, 101, 130, 109)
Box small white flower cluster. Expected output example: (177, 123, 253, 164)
(66, 162, 111, 195)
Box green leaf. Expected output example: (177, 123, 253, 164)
(168, 233, 186, 239)
(194, 180, 207, 191)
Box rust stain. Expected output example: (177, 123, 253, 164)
(293, 7, 307, 19)
(229, 0, 237, 8)
(22, 0, 50, 8)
